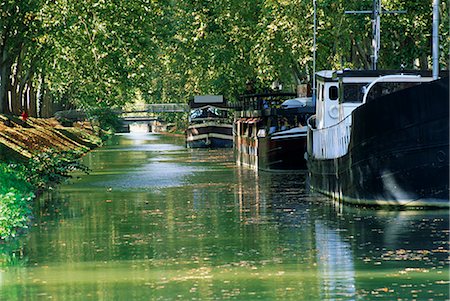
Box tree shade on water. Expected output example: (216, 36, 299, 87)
(0, 133, 448, 300)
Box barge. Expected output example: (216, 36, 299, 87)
(307, 70, 449, 207)
(235, 92, 315, 171)
(186, 95, 233, 148)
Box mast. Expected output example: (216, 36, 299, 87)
(345, 0, 406, 70)
(372, 0, 381, 70)
(312, 0, 317, 104)
(432, 0, 439, 79)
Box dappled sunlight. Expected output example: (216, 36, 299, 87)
(0, 134, 448, 301)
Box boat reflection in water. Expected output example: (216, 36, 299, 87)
(315, 221, 356, 300)
(0, 135, 447, 300)
(235, 168, 449, 300)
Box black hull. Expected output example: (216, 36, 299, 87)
(258, 134, 308, 171)
(186, 123, 233, 148)
(308, 77, 449, 207)
(236, 132, 308, 172)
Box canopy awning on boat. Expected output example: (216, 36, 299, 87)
(238, 118, 260, 124)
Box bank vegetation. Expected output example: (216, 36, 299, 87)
(0, 116, 103, 240)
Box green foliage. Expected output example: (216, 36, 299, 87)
(1, 0, 448, 112)
(158, 112, 189, 134)
(0, 189, 33, 240)
(0, 151, 89, 239)
(87, 107, 122, 133)
(0, 164, 34, 240)
(0, 164, 33, 195)
(25, 150, 90, 190)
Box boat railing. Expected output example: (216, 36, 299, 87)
(236, 92, 297, 111)
(308, 114, 352, 159)
(362, 74, 423, 104)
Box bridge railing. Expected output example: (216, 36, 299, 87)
(121, 103, 189, 113)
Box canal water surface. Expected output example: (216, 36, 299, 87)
(0, 133, 448, 300)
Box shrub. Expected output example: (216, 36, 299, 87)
(0, 150, 90, 239)
(0, 164, 33, 195)
(25, 150, 90, 190)
(0, 189, 33, 240)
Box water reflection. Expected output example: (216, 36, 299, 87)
(0, 133, 448, 301)
(315, 222, 356, 300)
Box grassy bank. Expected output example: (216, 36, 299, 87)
(0, 116, 103, 240)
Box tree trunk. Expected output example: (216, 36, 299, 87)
(419, 53, 429, 70)
(10, 47, 26, 115)
(10, 68, 20, 115)
(37, 71, 53, 117)
(29, 84, 37, 117)
(0, 62, 11, 114)
(0, 42, 14, 114)
(18, 69, 32, 113)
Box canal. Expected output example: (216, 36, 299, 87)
(0, 133, 448, 300)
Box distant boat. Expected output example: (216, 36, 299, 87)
(186, 95, 233, 148)
(307, 70, 449, 207)
(235, 92, 315, 171)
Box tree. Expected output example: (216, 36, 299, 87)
(1, 0, 448, 116)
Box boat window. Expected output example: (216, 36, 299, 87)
(341, 83, 366, 103)
(329, 86, 338, 100)
(190, 109, 203, 119)
(189, 107, 227, 120)
(365, 82, 421, 102)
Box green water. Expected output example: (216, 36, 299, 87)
(0, 133, 448, 301)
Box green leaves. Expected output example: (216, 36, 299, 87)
(0, 150, 89, 240)
(0, 163, 34, 240)
(25, 150, 90, 191)
(0, 189, 33, 240)
(1, 0, 448, 112)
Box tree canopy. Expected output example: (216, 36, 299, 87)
(1, 0, 448, 115)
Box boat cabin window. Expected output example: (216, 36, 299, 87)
(329, 86, 338, 100)
(365, 82, 420, 102)
(341, 83, 366, 103)
(190, 107, 227, 120)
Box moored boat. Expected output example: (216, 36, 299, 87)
(186, 95, 233, 148)
(307, 70, 449, 207)
(306, 0, 449, 208)
(235, 92, 314, 171)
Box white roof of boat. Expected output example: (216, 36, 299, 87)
(194, 95, 224, 103)
(281, 97, 312, 108)
(316, 70, 335, 79)
(272, 127, 307, 137)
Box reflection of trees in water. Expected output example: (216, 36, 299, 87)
(235, 168, 449, 299)
(0, 239, 28, 268)
(1, 138, 448, 300)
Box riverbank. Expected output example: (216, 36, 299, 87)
(0, 115, 102, 160)
(0, 115, 103, 240)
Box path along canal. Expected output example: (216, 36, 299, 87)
(0, 133, 448, 300)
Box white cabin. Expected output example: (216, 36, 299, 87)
(315, 71, 339, 129)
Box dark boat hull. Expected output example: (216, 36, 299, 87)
(186, 123, 233, 148)
(308, 77, 450, 207)
(236, 130, 308, 172)
(259, 132, 308, 171)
